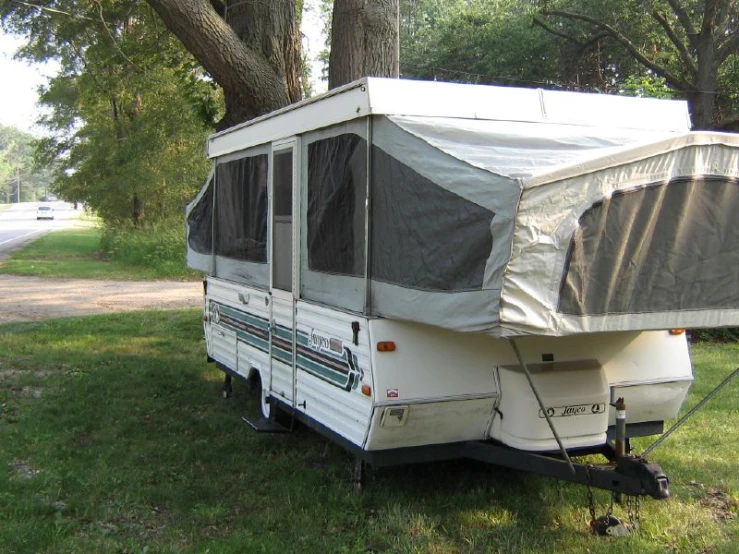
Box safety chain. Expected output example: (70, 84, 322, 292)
(586, 465, 596, 525)
(586, 465, 638, 537)
(626, 494, 641, 531)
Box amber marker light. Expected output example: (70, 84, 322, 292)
(669, 329, 685, 335)
(203, 314, 209, 322)
(361, 384, 372, 396)
(377, 341, 396, 352)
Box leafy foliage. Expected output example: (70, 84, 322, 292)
(100, 223, 199, 278)
(690, 328, 739, 342)
(397, 0, 739, 128)
(1, 1, 219, 224)
(0, 124, 54, 202)
(536, 1, 739, 128)
(401, 1, 558, 87)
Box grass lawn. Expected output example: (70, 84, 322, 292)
(0, 311, 737, 554)
(0, 228, 196, 280)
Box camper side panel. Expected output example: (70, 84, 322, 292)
(294, 301, 373, 447)
(364, 319, 502, 450)
(204, 277, 271, 382)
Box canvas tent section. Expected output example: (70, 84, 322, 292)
(185, 167, 214, 273)
(187, 78, 739, 338)
(186, 143, 270, 287)
(365, 114, 691, 333)
(500, 132, 739, 336)
(300, 120, 367, 313)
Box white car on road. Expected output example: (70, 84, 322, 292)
(36, 206, 54, 220)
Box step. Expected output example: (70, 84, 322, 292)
(241, 415, 290, 433)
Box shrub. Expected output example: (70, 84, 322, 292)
(100, 220, 197, 278)
(688, 328, 739, 343)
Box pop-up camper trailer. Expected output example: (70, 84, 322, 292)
(186, 78, 739, 507)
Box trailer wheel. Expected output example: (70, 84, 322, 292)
(259, 383, 272, 421)
(250, 371, 273, 421)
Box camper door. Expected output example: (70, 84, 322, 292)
(268, 139, 299, 405)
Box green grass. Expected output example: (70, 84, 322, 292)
(0, 313, 736, 554)
(0, 227, 197, 280)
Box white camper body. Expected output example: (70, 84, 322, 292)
(186, 79, 739, 465)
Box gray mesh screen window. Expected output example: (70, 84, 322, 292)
(559, 177, 739, 315)
(307, 134, 367, 276)
(187, 175, 213, 254)
(370, 146, 494, 291)
(214, 154, 268, 262)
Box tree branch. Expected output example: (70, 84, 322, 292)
(715, 1, 739, 63)
(701, 0, 719, 37)
(145, 0, 290, 122)
(542, 9, 695, 92)
(717, 29, 739, 64)
(582, 30, 611, 50)
(92, 0, 136, 68)
(533, 16, 584, 45)
(664, 0, 699, 50)
(651, 10, 697, 76)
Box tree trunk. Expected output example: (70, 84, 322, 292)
(690, 18, 719, 129)
(145, 0, 301, 128)
(329, 0, 399, 89)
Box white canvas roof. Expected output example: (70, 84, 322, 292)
(207, 78, 690, 158)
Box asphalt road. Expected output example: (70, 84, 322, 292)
(0, 201, 81, 259)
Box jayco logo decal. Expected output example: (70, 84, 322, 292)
(539, 403, 606, 418)
(309, 330, 343, 354)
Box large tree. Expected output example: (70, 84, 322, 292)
(0, 124, 53, 202)
(536, 0, 739, 129)
(146, 0, 399, 122)
(145, 0, 302, 128)
(1, 1, 216, 222)
(1, 0, 400, 223)
(328, 0, 399, 88)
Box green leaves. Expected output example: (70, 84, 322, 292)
(401, 1, 560, 87)
(0, 125, 53, 202)
(3, 0, 219, 222)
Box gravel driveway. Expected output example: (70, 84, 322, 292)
(0, 275, 203, 323)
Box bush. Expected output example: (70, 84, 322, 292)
(100, 221, 197, 278)
(689, 328, 739, 343)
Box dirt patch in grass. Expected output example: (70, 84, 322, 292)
(0, 275, 202, 323)
(8, 458, 42, 480)
(700, 489, 737, 522)
(690, 481, 738, 522)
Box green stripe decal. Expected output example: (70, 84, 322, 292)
(209, 301, 361, 391)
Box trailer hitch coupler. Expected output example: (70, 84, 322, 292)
(616, 455, 670, 499)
